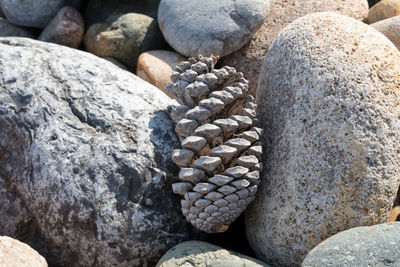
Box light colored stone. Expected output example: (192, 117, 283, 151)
(219, 0, 369, 96)
(0, 236, 47, 267)
(158, 0, 270, 57)
(302, 223, 400, 266)
(156, 241, 269, 267)
(84, 13, 167, 71)
(371, 15, 400, 51)
(136, 50, 185, 95)
(368, 0, 400, 24)
(39, 6, 84, 49)
(0, 37, 203, 266)
(0, 18, 33, 38)
(248, 12, 400, 266)
(0, 0, 82, 28)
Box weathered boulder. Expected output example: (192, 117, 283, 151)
(156, 241, 269, 267)
(0, 37, 203, 266)
(84, 13, 168, 71)
(248, 12, 400, 266)
(219, 0, 369, 96)
(158, 0, 270, 57)
(302, 223, 400, 266)
(371, 15, 400, 51)
(368, 0, 400, 24)
(0, 0, 82, 28)
(0, 236, 47, 267)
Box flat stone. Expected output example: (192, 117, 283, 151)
(156, 240, 269, 267)
(136, 50, 186, 92)
(0, 0, 82, 28)
(219, 0, 369, 96)
(39, 6, 84, 49)
(158, 0, 270, 57)
(371, 15, 400, 51)
(84, 13, 168, 71)
(0, 236, 47, 267)
(0, 37, 203, 266)
(303, 223, 400, 266)
(368, 0, 400, 23)
(247, 12, 400, 266)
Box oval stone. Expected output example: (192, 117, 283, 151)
(247, 12, 400, 266)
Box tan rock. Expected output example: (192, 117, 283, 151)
(219, 0, 369, 96)
(136, 50, 185, 96)
(371, 15, 400, 51)
(156, 240, 269, 267)
(387, 206, 400, 222)
(0, 236, 47, 267)
(368, 0, 400, 24)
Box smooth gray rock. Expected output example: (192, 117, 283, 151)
(0, 18, 34, 38)
(0, 0, 82, 28)
(248, 12, 400, 266)
(302, 223, 400, 266)
(156, 240, 270, 267)
(158, 0, 270, 57)
(0, 37, 203, 266)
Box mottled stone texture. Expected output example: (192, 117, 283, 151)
(368, 0, 400, 24)
(302, 223, 400, 266)
(371, 15, 400, 51)
(0, 0, 82, 28)
(219, 0, 369, 96)
(0, 37, 202, 266)
(156, 241, 269, 267)
(158, 0, 270, 57)
(248, 12, 400, 266)
(0, 236, 47, 267)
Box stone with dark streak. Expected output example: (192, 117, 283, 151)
(0, 37, 203, 266)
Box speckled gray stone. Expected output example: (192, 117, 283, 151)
(0, 0, 82, 28)
(247, 12, 400, 266)
(156, 241, 270, 267)
(158, 0, 270, 57)
(302, 223, 400, 266)
(0, 37, 203, 266)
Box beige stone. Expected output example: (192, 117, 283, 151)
(156, 241, 269, 267)
(368, 0, 400, 24)
(136, 50, 185, 95)
(371, 15, 400, 51)
(0, 236, 47, 267)
(387, 206, 400, 222)
(219, 0, 369, 96)
(249, 12, 400, 266)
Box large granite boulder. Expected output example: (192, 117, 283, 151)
(0, 37, 202, 266)
(219, 0, 369, 96)
(247, 12, 400, 266)
(302, 223, 400, 266)
(156, 241, 269, 267)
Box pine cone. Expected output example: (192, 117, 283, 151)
(167, 55, 263, 233)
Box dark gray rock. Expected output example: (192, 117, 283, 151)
(0, 37, 203, 266)
(158, 0, 270, 57)
(0, 0, 82, 28)
(0, 18, 34, 38)
(302, 223, 400, 266)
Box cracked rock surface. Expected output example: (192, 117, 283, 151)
(157, 0, 270, 57)
(248, 12, 400, 266)
(0, 37, 202, 266)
